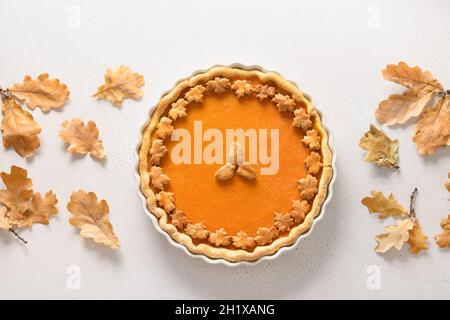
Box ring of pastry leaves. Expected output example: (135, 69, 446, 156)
(138, 66, 333, 262)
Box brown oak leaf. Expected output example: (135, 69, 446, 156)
(359, 124, 399, 168)
(9, 73, 69, 112)
(93, 66, 144, 107)
(1, 96, 41, 157)
(59, 118, 105, 159)
(67, 190, 120, 249)
(381, 62, 442, 93)
(361, 191, 408, 219)
(407, 220, 428, 255)
(0, 165, 33, 217)
(13, 191, 58, 228)
(376, 91, 433, 125)
(0, 206, 10, 230)
(435, 214, 450, 248)
(412, 96, 450, 155)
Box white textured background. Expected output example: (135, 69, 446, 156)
(0, 0, 449, 299)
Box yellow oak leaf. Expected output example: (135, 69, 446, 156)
(435, 214, 450, 248)
(9, 73, 69, 112)
(361, 191, 408, 219)
(93, 66, 144, 107)
(0, 165, 33, 217)
(67, 190, 120, 249)
(412, 96, 450, 155)
(376, 91, 433, 125)
(1, 96, 41, 157)
(359, 125, 398, 168)
(375, 218, 413, 253)
(382, 62, 443, 93)
(59, 118, 105, 159)
(407, 220, 428, 254)
(13, 191, 58, 228)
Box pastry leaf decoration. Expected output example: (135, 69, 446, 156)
(0, 165, 58, 243)
(362, 188, 428, 254)
(359, 124, 399, 168)
(375, 62, 449, 155)
(67, 190, 120, 249)
(59, 118, 105, 160)
(0, 73, 69, 157)
(93, 65, 144, 107)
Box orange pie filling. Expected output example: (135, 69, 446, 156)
(143, 71, 329, 253)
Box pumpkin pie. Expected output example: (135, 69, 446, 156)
(138, 66, 333, 262)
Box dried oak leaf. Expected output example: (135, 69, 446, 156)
(59, 118, 105, 159)
(435, 214, 450, 248)
(412, 96, 450, 155)
(1, 97, 41, 157)
(359, 124, 399, 168)
(381, 62, 443, 93)
(93, 66, 144, 107)
(0, 206, 10, 230)
(0, 165, 33, 217)
(67, 190, 120, 249)
(407, 220, 428, 255)
(361, 191, 408, 219)
(9, 73, 70, 112)
(376, 91, 433, 125)
(375, 218, 413, 253)
(13, 191, 58, 228)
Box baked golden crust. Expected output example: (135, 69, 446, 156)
(138, 66, 333, 262)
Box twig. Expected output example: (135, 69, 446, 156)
(409, 187, 418, 220)
(8, 228, 28, 244)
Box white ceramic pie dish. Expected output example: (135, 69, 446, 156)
(134, 63, 337, 266)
